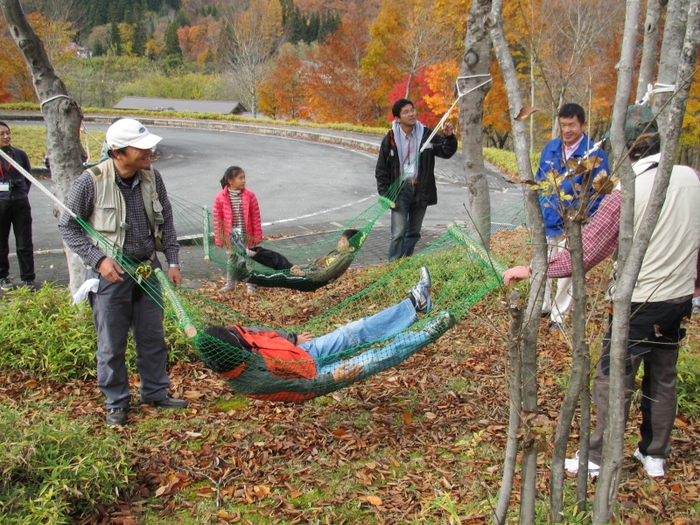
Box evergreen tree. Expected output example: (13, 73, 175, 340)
(92, 40, 105, 56)
(279, 0, 293, 25)
(305, 12, 319, 43)
(132, 19, 147, 56)
(318, 12, 339, 42)
(217, 21, 234, 66)
(109, 21, 122, 54)
(287, 7, 305, 44)
(174, 8, 189, 27)
(164, 20, 182, 61)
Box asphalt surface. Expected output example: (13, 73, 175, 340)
(4, 117, 525, 288)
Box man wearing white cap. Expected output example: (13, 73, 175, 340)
(59, 118, 187, 426)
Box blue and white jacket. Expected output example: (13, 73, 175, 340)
(536, 134, 610, 238)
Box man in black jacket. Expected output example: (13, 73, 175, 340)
(375, 99, 457, 261)
(0, 121, 36, 291)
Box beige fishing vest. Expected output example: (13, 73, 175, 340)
(87, 159, 165, 256)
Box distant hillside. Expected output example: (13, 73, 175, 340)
(294, 0, 380, 16)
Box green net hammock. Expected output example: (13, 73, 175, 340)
(169, 197, 388, 292)
(122, 224, 508, 402)
(167, 176, 415, 291)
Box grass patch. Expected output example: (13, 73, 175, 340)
(484, 147, 539, 178)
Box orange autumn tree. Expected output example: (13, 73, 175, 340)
(362, 0, 464, 113)
(258, 45, 308, 120)
(304, 12, 382, 125)
(177, 22, 221, 65)
(0, 11, 75, 101)
(482, 59, 511, 148)
(422, 60, 461, 127)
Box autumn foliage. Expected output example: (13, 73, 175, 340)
(1, 0, 699, 155)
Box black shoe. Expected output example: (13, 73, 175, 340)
(21, 280, 37, 291)
(152, 396, 188, 409)
(0, 277, 15, 291)
(105, 408, 127, 426)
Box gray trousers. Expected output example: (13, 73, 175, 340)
(589, 299, 691, 464)
(88, 262, 170, 409)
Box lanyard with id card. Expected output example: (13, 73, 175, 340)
(402, 134, 416, 179)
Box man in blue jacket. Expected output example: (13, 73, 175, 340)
(375, 99, 458, 261)
(536, 103, 610, 331)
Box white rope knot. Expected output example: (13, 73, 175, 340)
(39, 94, 72, 110)
(637, 82, 676, 105)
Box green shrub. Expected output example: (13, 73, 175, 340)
(0, 405, 133, 524)
(0, 284, 197, 381)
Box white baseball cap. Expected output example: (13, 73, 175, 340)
(106, 118, 162, 150)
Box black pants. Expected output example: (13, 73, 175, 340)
(0, 197, 35, 282)
(249, 246, 293, 271)
(589, 299, 692, 463)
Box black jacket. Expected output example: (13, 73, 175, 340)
(375, 126, 457, 208)
(0, 146, 32, 201)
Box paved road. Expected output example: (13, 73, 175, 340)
(7, 120, 524, 287)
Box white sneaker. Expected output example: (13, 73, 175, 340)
(245, 283, 256, 295)
(634, 449, 665, 478)
(564, 451, 600, 478)
(218, 282, 236, 293)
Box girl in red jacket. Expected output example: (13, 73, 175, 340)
(213, 166, 263, 294)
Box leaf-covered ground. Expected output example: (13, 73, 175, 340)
(2, 230, 699, 524)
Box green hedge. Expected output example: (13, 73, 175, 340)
(0, 285, 196, 381)
(0, 405, 133, 524)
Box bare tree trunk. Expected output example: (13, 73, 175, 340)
(489, 2, 547, 523)
(549, 219, 590, 522)
(1, 0, 86, 292)
(459, 0, 493, 251)
(636, 0, 663, 102)
(651, 0, 689, 138)
(590, 2, 640, 521)
(493, 291, 524, 525)
(594, 2, 700, 523)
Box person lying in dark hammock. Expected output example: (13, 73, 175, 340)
(201, 267, 456, 402)
(241, 229, 362, 283)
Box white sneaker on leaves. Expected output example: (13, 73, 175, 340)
(245, 283, 256, 295)
(218, 281, 236, 293)
(634, 449, 665, 478)
(564, 451, 600, 478)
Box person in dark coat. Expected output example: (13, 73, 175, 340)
(375, 99, 457, 261)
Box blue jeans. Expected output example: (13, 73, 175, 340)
(300, 299, 417, 360)
(389, 184, 427, 261)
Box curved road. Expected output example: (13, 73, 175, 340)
(13, 122, 523, 286)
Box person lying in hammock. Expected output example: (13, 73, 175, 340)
(241, 229, 363, 282)
(202, 267, 456, 402)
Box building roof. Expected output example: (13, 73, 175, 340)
(113, 97, 247, 114)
